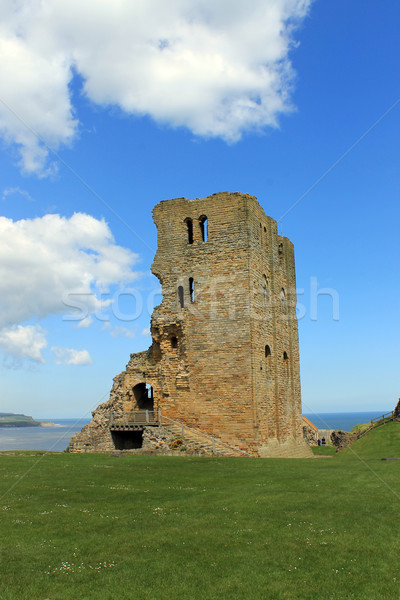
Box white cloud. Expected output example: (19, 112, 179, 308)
(101, 322, 135, 338)
(75, 316, 93, 329)
(0, 324, 47, 363)
(0, 0, 312, 173)
(52, 346, 93, 365)
(2, 187, 33, 202)
(0, 212, 139, 330)
(0, 34, 77, 174)
(109, 326, 135, 339)
(0, 212, 139, 363)
(141, 327, 151, 337)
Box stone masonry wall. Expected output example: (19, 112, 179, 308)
(68, 192, 310, 457)
(151, 193, 255, 450)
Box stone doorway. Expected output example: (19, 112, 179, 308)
(133, 383, 154, 410)
(111, 429, 144, 450)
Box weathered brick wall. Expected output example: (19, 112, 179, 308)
(151, 193, 255, 450)
(246, 200, 303, 449)
(69, 192, 309, 457)
(149, 192, 304, 452)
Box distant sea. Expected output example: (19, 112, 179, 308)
(303, 411, 390, 432)
(0, 419, 91, 452)
(0, 411, 391, 452)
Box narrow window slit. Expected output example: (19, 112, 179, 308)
(262, 274, 269, 303)
(189, 277, 194, 303)
(283, 351, 289, 377)
(178, 286, 184, 308)
(281, 288, 287, 313)
(185, 218, 193, 244)
(199, 215, 208, 242)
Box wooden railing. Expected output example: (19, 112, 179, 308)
(110, 410, 159, 427)
(109, 409, 250, 456)
(356, 410, 395, 439)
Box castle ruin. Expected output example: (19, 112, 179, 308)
(69, 192, 311, 457)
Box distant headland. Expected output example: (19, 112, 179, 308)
(0, 413, 56, 428)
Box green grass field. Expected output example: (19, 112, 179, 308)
(1, 422, 399, 600)
(311, 445, 337, 456)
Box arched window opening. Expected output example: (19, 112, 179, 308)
(133, 382, 154, 410)
(283, 351, 289, 361)
(265, 345, 271, 358)
(199, 215, 208, 242)
(278, 242, 283, 257)
(189, 277, 194, 303)
(146, 382, 153, 401)
(170, 336, 178, 348)
(263, 226, 267, 233)
(178, 286, 184, 308)
(185, 218, 193, 244)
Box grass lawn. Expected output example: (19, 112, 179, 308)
(0, 423, 399, 600)
(311, 445, 337, 456)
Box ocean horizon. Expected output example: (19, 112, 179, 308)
(0, 418, 91, 452)
(0, 410, 392, 452)
(302, 411, 392, 431)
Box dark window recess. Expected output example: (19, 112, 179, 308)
(199, 215, 208, 241)
(178, 286, 184, 308)
(265, 345, 271, 358)
(185, 218, 193, 244)
(171, 336, 178, 348)
(283, 351, 289, 377)
(278, 242, 283, 256)
(189, 277, 194, 302)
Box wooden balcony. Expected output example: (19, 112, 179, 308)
(110, 410, 160, 430)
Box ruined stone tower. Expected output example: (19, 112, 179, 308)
(69, 192, 311, 457)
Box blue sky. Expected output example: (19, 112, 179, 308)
(0, 0, 399, 418)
